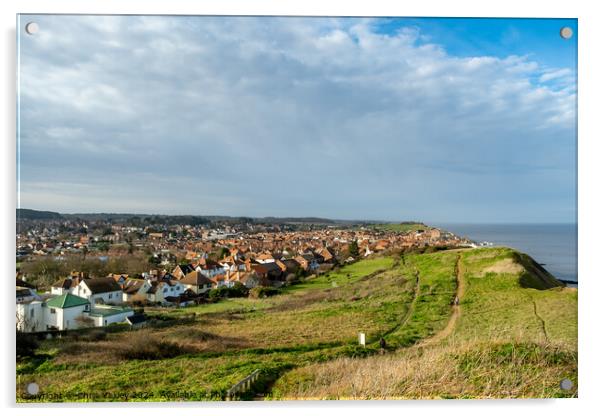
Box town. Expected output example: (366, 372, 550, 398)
(16, 210, 473, 333)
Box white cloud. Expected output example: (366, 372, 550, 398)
(17, 16, 577, 222)
(540, 68, 572, 82)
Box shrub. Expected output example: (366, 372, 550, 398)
(249, 287, 281, 299)
(16, 331, 39, 359)
(295, 268, 307, 279)
(208, 282, 249, 300)
(87, 330, 107, 341)
(285, 273, 299, 284)
(118, 333, 192, 360)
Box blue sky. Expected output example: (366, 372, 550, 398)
(376, 18, 577, 68)
(17, 16, 577, 223)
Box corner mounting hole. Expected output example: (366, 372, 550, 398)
(25, 22, 39, 35)
(560, 27, 573, 40)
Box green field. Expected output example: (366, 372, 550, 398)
(16, 248, 577, 401)
(270, 248, 576, 399)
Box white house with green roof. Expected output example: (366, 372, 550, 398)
(86, 305, 134, 327)
(45, 293, 91, 331)
(17, 291, 136, 333)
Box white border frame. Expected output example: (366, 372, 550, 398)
(2, 1, 600, 415)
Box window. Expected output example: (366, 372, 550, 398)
(50, 308, 56, 314)
(30, 309, 34, 318)
(108, 293, 112, 299)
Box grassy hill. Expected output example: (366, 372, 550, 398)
(270, 248, 576, 399)
(364, 222, 430, 233)
(16, 248, 577, 401)
(16, 208, 62, 220)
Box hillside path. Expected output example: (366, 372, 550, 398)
(419, 253, 465, 346)
(380, 268, 421, 339)
(530, 297, 550, 342)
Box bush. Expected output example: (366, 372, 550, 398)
(119, 333, 192, 360)
(295, 268, 307, 279)
(249, 287, 281, 299)
(86, 330, 107, 341)
(16, 331, 38, 360)
(208, 282, 249, 300)
(285, 273, 299, 284)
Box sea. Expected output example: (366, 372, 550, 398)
(434, 223, 578, 285)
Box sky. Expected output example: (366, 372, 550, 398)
(17, 16, 577, 223)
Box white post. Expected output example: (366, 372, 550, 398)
(358, 332, 366, 347)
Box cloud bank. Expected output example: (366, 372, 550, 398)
(18, 16, 576, 222)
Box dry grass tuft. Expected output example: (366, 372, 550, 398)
(479, 258, 525, 277)
(270, 338, 577, 399)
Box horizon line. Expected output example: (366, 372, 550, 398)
(16, 208, 577, 225)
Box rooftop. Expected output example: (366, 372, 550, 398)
(87, 305, 133, 317)
(46, 293, 90, 309)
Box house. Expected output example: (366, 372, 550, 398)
(44, 293, 91, 331)
(209, 273, 231, 288)
(251, 262, 282, 280)
(164, 295, 196, 307)
(121, 278, 152, 302)
(50, 278, 75, 295)
(319, 247, 337, 263)
(108, 273, 129, 285)
(86, 305, 134, 327)
(146, 280, 186, 305)
(428, 228, 442, 240)
(195, 258, 225, 277)
(172, 263, 195, 279)
(72, 277, 123, 306)
(295, 254, 319, 272)
(219, 257, 249, 273)
(237, 272, 267, 289)
(276, 258, 301, 274)
(374, 240, 390, 251)
(17, 288, 135, 332)
(16, 286, 41, 304)
(255, 253, 276, 264)
(16, 287, 45, 332)
(180, 271, 214, 294)
(50, 275, 86, 295)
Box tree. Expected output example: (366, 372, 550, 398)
(219, 247, 231, 259)
(97, 241, 110, 253)
(148, 255, 161, 266)
(349, 240, 360, 258)
(20, 258, 65, 288)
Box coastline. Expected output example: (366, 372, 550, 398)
(435, 223, 578, 285)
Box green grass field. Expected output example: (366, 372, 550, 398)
(16, 248, 577, 401)
(269, 248, 576, 399)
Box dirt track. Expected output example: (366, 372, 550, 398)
(419, 253, 465, 346)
